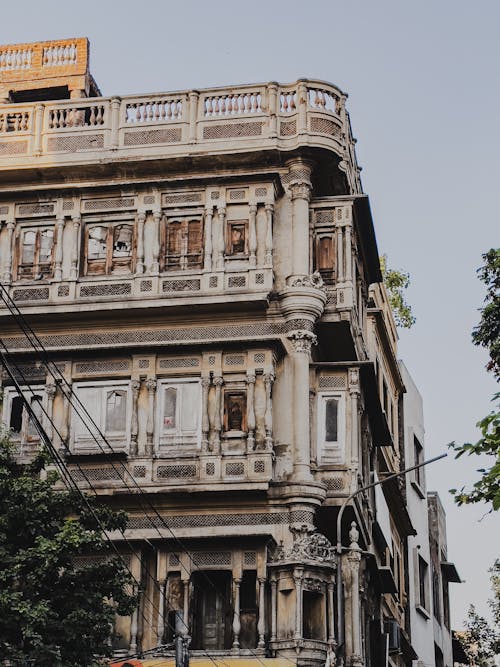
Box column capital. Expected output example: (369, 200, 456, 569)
(289, 180, 312, 202)
(131, 379, 141, 392)
(146, 378, 157, 392)
(45, 383, 57, 399)
(213, 375, 224, 387)
(287, 329, 317, 353)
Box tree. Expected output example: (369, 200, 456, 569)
(379, 254, 416, 329)
(457, 560, 500, 666)
(450, 249, 500, 511)
(0, 429, 137, 666)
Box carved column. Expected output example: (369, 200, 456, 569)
(203, 205, 213, 272)
(232, 577, 241, 651)
(60, 384, 72, 454)
(263, 372, 274, 450)
(2, 220, 15, 282)
(201, 375, 211, 452)
(188, 91, 199, 143)
(288, 331, 316, 480)
(157, 579, 166, 647)
(145, 379, 157, 456)
(44, 384, 57, 442)
(347, 523, 362, 667)
(129, 584, 139, 654)
(69, 215, 80, 280)
(246, 372, 256, 452)
(183, 580, 189, 626)
(151, 210, 161, 274)
(293, 567, 304, 641)
(344, 221, 352, 283)
(267, 82, 278, 138)
(349, 368, 360, 472)
(130, 380, 141, 455)
(54, 217, 65, 281)
(270, 574, 277, 642)
(248, 203, 257, 268)
(136, 212, 145, 274)
(257, 577, 266, 649)
(212, 375, 223, 454)
(288, 160, 312, 278)
(216, 205, 226, 271)
(337, 223, 344, 282)
(264, 203, 274, 266)
(327, 579, 336, 649)
(33, 104, 44, 155)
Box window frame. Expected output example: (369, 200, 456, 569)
(83, 216, 136, 276)
(411, 433, 426, 498)
(71, 379, 131, 454)
(317, 391, 345, 464)
(225, 219, 248, 257)
(15, 222, 56, 280)
(415, 552, 430, 618)
(1, 385, 45, 448)
(156, 378, 202, 452)
(161, 212, 204, 272)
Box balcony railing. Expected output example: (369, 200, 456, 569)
(0, 79, 350, 164)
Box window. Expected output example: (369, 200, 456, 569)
(223, 391, 247, 432)
(1, 387, 44, 453)
(317, 393, 345, 464)
(164, 216, 203, 270)
(72, 381, 131, 453)
(315, 234, 336, 284)
(85, 222, 134, 275)
(432, 564, 441, 622)
(303, 590, 326, 640)
(413, 435, 425, 492)
(157, 380, 201, 450)
(226, 220, 248, 255)
(239, 571, 258, 649)
(416, 554, 429, 614)
(17, 226, 55, 279)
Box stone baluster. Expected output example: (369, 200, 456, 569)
(264, 203, 274, 266)
(293, 567, 303, 641)
(337, 221, 344, 282)
(130, 380, 141, 455)
(188, 91, 199, 143)
(157, 579, 166, 647)
(263, 372, 274, 450)
(53, 217, 65, 281)
(297, 80, 308, 135)
(216, 205, 226, 271)
(248, 203, 257, 268)
(110, 97, 120, 149)
(44, 384, 57, 441)
(145, 379, 156, 456)
(232, 577, 241, 651)
(201, 375, 211, 452)
(151, 210, 161, 274)
(270, 574, 277, 642)
(267, 82, 278, 138)
(136, 212, 145, 274)
(129, 585, 139, 654)
(288, 160, 312, 278)
(246, 372, 256, 452)
(203, 205, 213, 272)
(33, 104, 44, 155)
(288, 332, 316, 480)
(257, 577, 266, 649)
(2, 220, 15, 282)
(212, 375, 223, 454)
(69, 215, 80, 280)
(347, 522, 362, 667)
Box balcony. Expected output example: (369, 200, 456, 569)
(0, 78, 357, 179)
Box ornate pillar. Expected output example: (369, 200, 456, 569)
(129, 585, 139, 654)
(344, 221, 352, 283)
(60, 383, 72, 454)
(33, 104, 44, 155)
(201, 375, 211, 452)
(145, 379, 156, 456)
(130, 380, 141, 455)
(44, 383, 57, 442)
(54, 217, 65, 281)
(188, 91, 199, 143)
(136, 212, 145, 274)
(293, 567, 304, 641)
(69, 215, 80, 280)
(203, 205, 213, 272)
(264, 203, 274, 266)
(216, 205, 226, 271)
(270, 574, 278, 642)
(347, 523, 362, 667)
(288, 331, 316, 480)
(327, 579, 336, 649)
(151, 210, 161, 274)
(337, 223, 344, 282)
(257, 576, 266, 649)
(212, 375, 223, 454)
(248, 203, 257, 268)
(183, 580, 190, 626)
(246, 372, 256, 452)
(232, 577, 241, 651)
(263, 372, 274, 450)
(2, 220, 15, 282)
(157, 579, 166, 647)
(288, 160, 312, 278)
(267, 82, 278, 138)
(348, 368, 360, 472)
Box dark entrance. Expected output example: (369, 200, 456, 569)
(191, 571, 232, 650)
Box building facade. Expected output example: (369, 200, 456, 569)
(0, 37, 457, 667)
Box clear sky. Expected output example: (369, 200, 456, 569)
(2, 0, 498, 629)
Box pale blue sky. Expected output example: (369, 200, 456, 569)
(2, 0, 499, 628)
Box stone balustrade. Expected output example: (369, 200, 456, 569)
(0, 79, 349, 166)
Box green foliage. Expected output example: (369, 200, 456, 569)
(457, 561, 500, 666)
(450, 249, 500, 511)
(379, 254, 416, 329)
(0, 429, 137, 666)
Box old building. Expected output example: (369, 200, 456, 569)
(0, 37, 457, 667)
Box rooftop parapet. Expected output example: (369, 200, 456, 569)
(0, 37, 99, 103)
